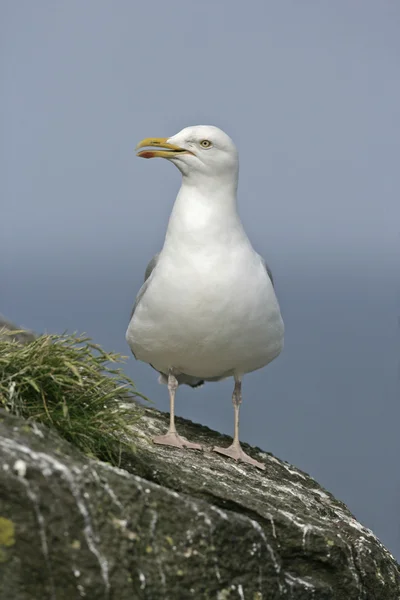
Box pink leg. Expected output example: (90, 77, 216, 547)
(153, 372, 202, 450)
(213, 378, 265, 470)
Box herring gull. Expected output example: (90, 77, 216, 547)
(126, 125, 284, 470)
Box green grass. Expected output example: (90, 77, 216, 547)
(0, 331, 148, 465)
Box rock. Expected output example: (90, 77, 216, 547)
(0, 406, 399, 599)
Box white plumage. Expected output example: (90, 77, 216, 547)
(126, 125, 284, 469)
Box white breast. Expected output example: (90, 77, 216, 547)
(127, 178, 284, 379)
(127, 243, 284, 379)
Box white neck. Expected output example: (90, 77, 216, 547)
(181, 167, 239, 197)
(163, 175, 244, 251)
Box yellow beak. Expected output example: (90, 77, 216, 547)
(136, 137, 191, 159)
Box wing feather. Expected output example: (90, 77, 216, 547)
(130, 253, 160, 320)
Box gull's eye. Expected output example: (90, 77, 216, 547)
(200, 139, 212, 148)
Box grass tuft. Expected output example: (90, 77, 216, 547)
(0, 331, 147, 465)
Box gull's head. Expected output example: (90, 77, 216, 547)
(136, 125, 239, 185)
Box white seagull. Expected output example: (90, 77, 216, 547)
(126, 125, 284, 469)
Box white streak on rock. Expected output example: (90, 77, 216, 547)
(0, 437, 110, 596)
(250, 519, 281, 575)
(302, 524, 312, 549)
(285, 573, 315, 589)
(149, 510, 158, 538)
(197, 510, 221, 581)
(91, 470, 123, 510)
(16, 474, 55, 600)
(265, 513, 276, 538)
(209, 505, 229, 520)
(139, 572, 146, 589)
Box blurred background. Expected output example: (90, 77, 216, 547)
(1, 1, 399, 559)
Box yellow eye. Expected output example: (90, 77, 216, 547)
(200, 139, 212, 148)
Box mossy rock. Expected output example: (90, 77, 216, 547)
(0, 408, 399, 599)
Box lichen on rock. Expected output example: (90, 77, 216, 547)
(0, 516, 15, 564)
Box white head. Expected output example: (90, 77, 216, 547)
(136, 125, 239, 190)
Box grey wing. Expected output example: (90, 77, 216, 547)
(259, 255, 274, 287)
(130, 253, 160, 321)
(144, 253, 160, 282)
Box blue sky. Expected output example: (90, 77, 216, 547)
(1, 1, 399, 559)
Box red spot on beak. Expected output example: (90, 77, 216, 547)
(138, 151, 156, 159)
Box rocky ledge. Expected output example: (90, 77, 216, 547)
(0, 405, 399, 600)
